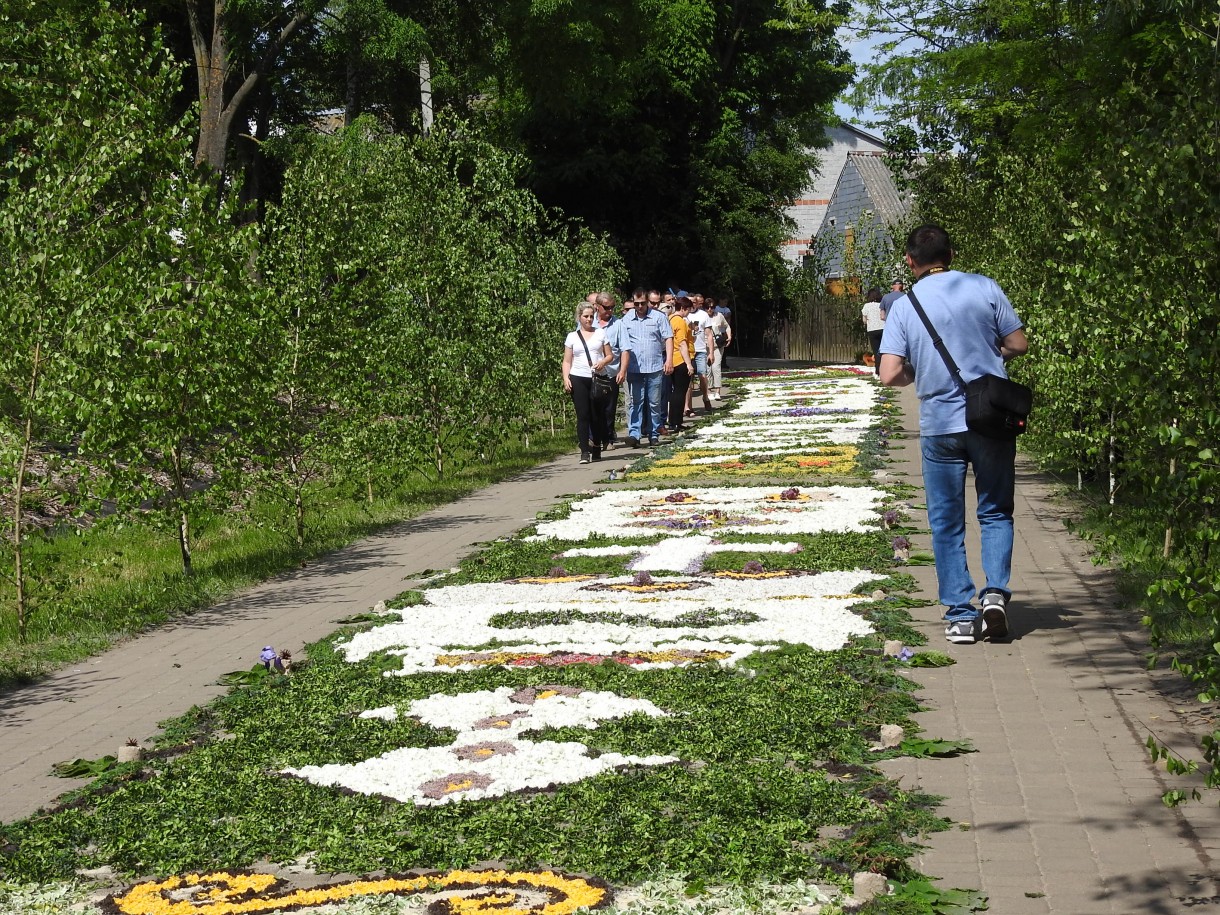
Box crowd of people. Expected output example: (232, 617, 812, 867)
(562, 288, 734, 463)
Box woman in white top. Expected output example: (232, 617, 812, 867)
(861, 287, 886, 377)
(562, 302, 614, 463)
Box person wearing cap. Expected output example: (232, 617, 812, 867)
(880, 279, 905, 320)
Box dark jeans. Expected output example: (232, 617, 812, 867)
(867, 330, 884, 374)
(668, 363, 691, 430)
(600, 380, 621, 442)
(569, 375, 608, 451)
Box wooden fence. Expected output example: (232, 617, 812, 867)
(768, 294, 869, 363)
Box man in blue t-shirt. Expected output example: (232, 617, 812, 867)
(879, 224, 1028, 646)
(879, 279, 905, 319)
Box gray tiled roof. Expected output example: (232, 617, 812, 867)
(846, 153, 913, 228)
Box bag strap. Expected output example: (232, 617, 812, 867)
(905, 285, 966, 391)
(578, 333, 601, 376)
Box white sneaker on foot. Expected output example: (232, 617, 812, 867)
(980, 592, 1009, 640)
(944, 618, 979, 644)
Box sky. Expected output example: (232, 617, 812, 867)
(833, 23, 887, 129)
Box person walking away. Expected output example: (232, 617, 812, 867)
(594, 292, 630, 447)
(562, 302, 614, 462)
(707, 299, 731, 398)
(713, 298, 733, 369)
(879, 279, 905, 320)
(622, 289, 674, 447)
(668, 296, 696, 433)
(879, 224, 1028, 644)
(861, 287, 885, 376)
(648, 290, 674, 431)
(685, 294, 716, 415)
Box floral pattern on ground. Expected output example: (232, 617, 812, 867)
(434, 648, 733, 668)
(336, 570, 876, 675)
(286, 687, 677, 805)
(579, 580, 713, 593)
(103, 869, 611, 915)
(561, 536, 802, 574)
(629, 447, 860, 480)
(527, 486, 882, 542)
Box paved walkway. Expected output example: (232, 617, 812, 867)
(880, 383, 1219, 914)
(2, 364, 1217, 914)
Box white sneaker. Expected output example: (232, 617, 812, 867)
(944, 618, 979, 644)
(980, 592, 1009, 640)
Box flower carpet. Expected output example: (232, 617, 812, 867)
(623, 369, 889, 482)
(0, 367, 963, 915)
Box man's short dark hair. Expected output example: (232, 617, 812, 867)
(905, 224, 953, 267)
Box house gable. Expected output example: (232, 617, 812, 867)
(781, 124, 886, 263)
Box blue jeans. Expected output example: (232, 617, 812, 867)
(627, 371, 665, 439)
(920, 431, 1016, 621)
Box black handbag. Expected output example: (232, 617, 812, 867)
(579, 334, 616, 401)
(906, 286, 1032, 440)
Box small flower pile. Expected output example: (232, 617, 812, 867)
(892, 535, 911, 562)
(766, 486, 809, 502)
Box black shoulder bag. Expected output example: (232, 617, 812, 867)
(579, 333, 615, 401)
(906, 286, 1032, 440)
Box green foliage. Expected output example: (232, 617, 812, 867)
(875, 878, 988, 913)
(49, 757, 118, 779)
(904, 651, 954, 669)
(494, 0, 852, 297)
(856, 0, 1220, 799)
(896, 738, 975, 759)
(257, 117, 620, 549)
(0, 0, 236, 629)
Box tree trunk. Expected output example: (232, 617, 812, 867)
(170, 446, 194, 577)
(183, 0, 312, 179)
(178, 508, 193, 577)
(294, 480, 305, 550)
(12, 342, 42, 642)
(1108, 408, 1117, 506)
(345, 48, 362, 126)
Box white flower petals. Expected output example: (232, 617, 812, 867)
(286, 687, 677, 805)
(526, 485, 884, 542)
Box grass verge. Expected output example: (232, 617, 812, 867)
(0, 434, 573, 691)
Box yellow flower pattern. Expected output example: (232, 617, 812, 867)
(107, 868, 608, 915)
